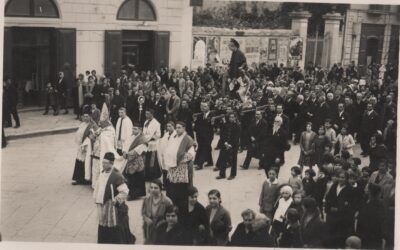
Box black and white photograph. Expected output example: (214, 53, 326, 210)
(0, 0, 399, 249)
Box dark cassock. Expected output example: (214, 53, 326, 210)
(159, 128, 195, 206)
(228, 39, 247, 79)
(360, 107, 380, 155)
(216, 119, 241, 179)
(110, 93, 125, 126)
(92, 82, 106, 109)
(151, 96, 167, 133)
(121, 126, 148, 200)
(93, 153, 135, 244)
(177, 105, 194, 138)
(72, 113, 93, 185)
(194, 111, 214, 169)
(142, 117, 162, 181)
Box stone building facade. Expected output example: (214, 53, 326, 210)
(341, 5, 400, 74)
(3, 0, 193, 105)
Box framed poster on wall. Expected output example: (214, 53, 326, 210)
(268, 38, 277, 61)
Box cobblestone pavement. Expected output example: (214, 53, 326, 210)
(1, 132, 368, 244)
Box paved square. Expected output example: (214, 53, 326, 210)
(1, 133, 367, 244)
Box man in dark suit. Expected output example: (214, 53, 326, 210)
(263, 116, 288, 176)
(166, 88, 181, 122)
(194, 102, 214, 170)
(152, 92, 166, 134)
(360, 102, 380, 156)
(353, 92, 365, 141)
(3, 78, 20, 128)
(275, 104, 290, 137)
(333, 103, 351, 133)
(216, 113, 241, 180)
(54, 71, 68, 115)
(316, 95, 330, 130)
(293, 95, 308, 143)
(241, 111, 268, 170)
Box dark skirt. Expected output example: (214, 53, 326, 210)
(166, 182, 189, 206)
(72, 159, 85, 183)
(144, 151, 162, 181)
(98, 225, 121, 244)
(125, 171, 146, 199)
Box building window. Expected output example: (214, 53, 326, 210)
(117, 0, 156, 21)
(5, 0, 59, 18)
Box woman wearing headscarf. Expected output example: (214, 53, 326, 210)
(271, 185, 294, 239)
(178, 186, 209, 245)
(141, 179, 173, 244)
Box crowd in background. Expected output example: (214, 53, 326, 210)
(66, 56, 397, 248)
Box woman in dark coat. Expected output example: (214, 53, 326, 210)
(300, 197, 327, 248)
(355, 183, 386, 250)
(229, 209, 275, 247)
(324, 169, 354, 248)
(278, 208, 303, 248)
(178, 186, 209, 245)
(368, 133, 388, 172)
(154, 205, 191, 245)
(206, 189, 232, 246)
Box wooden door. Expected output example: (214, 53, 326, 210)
(153, 31, 170, 71)
(105, 30, 122, 81)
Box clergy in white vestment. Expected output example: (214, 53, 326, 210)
(142, 109, 162, 182)
(87, 103, 118, 189)
(115, 107, 133, 156)
(157, 121, 177, 187)
(72, 110, 93, 185)
(159, 121, 195, 206)
(93, 152, 135, 244)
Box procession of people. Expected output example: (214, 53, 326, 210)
(66, 38, 399, 248)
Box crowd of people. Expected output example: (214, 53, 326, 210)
(67, 38, 398, 248)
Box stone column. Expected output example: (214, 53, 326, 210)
(289, 11, 311, 70)
(322, 12, 344, 68)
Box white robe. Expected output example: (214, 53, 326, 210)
(143, 119, 161, 152)
(115, 116, 133, 150)
(157, 130, 177, 170)
(75, 122, 91, 181)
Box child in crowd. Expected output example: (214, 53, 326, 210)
(291, 190, 305, 218)
(259, 168, 280, 220)
(278, 208, 302, 248)
(314, 167, 329, 218)
(271, 185, 294, 239)
(288, 166, 303, 192)
(302, 169, 316, 198)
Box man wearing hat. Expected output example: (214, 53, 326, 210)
(121, 122, 148, 200)
(93, 152, 134, 244)
(228, 38, 247, 80)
